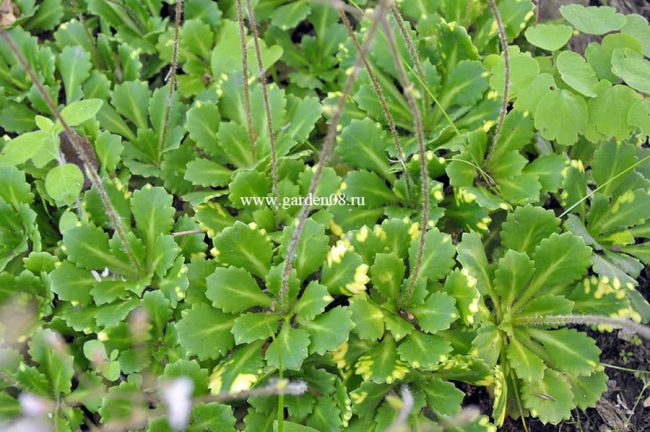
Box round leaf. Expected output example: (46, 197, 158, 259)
(45, 163, 84, 205)
(560, 4, 626, 35)
(525, 24, 573, 51)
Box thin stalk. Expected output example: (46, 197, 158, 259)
(160, 0, 183, 157)
(559, 155, 650, 218)
(279, 1, 390, 311)
(0, 31, 142, 275)
(390, 5, 428, 107)
(338, 7, 412, 201)
(70, 0, 104, 70)
(244, 0, 279, 211)
(386, 386, 414, 432)
(485, 0, 510, 163)
(195, 379, 306, 404)
(380, 14, 429, 301)
(235, 0, 257, 156)
(171, 228, 204, 237)
(518, 314, 650, 340)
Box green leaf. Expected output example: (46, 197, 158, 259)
(409, 228, 456, 282)
(523, 154, 566, 194)
(444, 269, 481, 326)
(522, 369, 575, 424)
(524, 24, 573, 51)
(63, 224, 130, 274)
(28, 329, 74, 395)
(411, 292, 458, 333)
(265, 325, 310, 371)
(45, 163, 84, 205)
(231, 312, 280, 344)
(589, 84, 641, 140)
(49, 262, 92, 305)
(188, 403, 236, 432)
(518, 233, 592, 308)
(507, 336, 545, 382)
(58, 45, 92, 103)
(211, 20, 282, 77)
(206, 267, 273, 313)
(489, 48, 540, 99)
(111, 81, 150, 130)
(176, 303, 235, 360)
(492, 365, 507, 426)
(370, 253, 405, 302)
(494, 250, 534, 307)
(397, 332, 452, 369)
(337, 119, 392, 180)
(567, 370, 608, 410)
(457, 232, 493, 295)
(443, 60, 489, 106)
(95, 131, 124, 172)
(131, 185, 175, 252)
(343, 170, 397, 208)
(300, 307, 353, 355)
(355, 335, 408, 384)
(212, 221, 272, 277)
(420, 377, 464, 416)
(293, 282, 332, 321)
(628, 99, 650, 138)
(349, 294, 385, 341)
(270, 1, 311, 30)
(501, 205, 560, 256)
(184, 159, 232, 187)
(556, 51, 599, 97)
(528, 328, 600, 376)
(591, 141, 638, 197)
(514, 73, 556, 114)
(59, 99, 104, 127)
(611, 48, 650, 93)
(622, 14, 650, 57)
(560, 4, 626, 35)
(208, 340, 264, 394)
(0, 165, 33, 206)
(321, 247, 369, 296)
(279, 218, 329, 281)
(0, 130, 53, 165)
(186, 101, 221, 156)
(534, 89, 588, 145)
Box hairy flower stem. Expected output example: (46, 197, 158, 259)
(195, 379, 307, 403)
(390, 5, 429, 108)
(160, 0, 183, 157)
(0, 31, 142, 275)
(279, 2, 390, 312)
(380, 15, 429, 301)
(338, 7, 412, 201)
(485, 0, 510, 164)
(518, 314, 650, 340)
(244, 0, 279, 212)
(386, 386, 414, 432)
(235, 0, 257, 157)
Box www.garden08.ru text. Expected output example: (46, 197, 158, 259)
(239, 193, 365, 209)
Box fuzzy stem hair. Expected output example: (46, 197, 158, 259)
(379, 13, 429, 301)
(278, 1, 391, 311)
(244, 0, 279, 212)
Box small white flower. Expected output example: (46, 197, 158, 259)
(90, 270, 101, 282)
(19, 393, 53, 417)
(161, 377, 194, 431)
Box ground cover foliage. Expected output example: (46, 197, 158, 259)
(0, 0, 649, 431)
